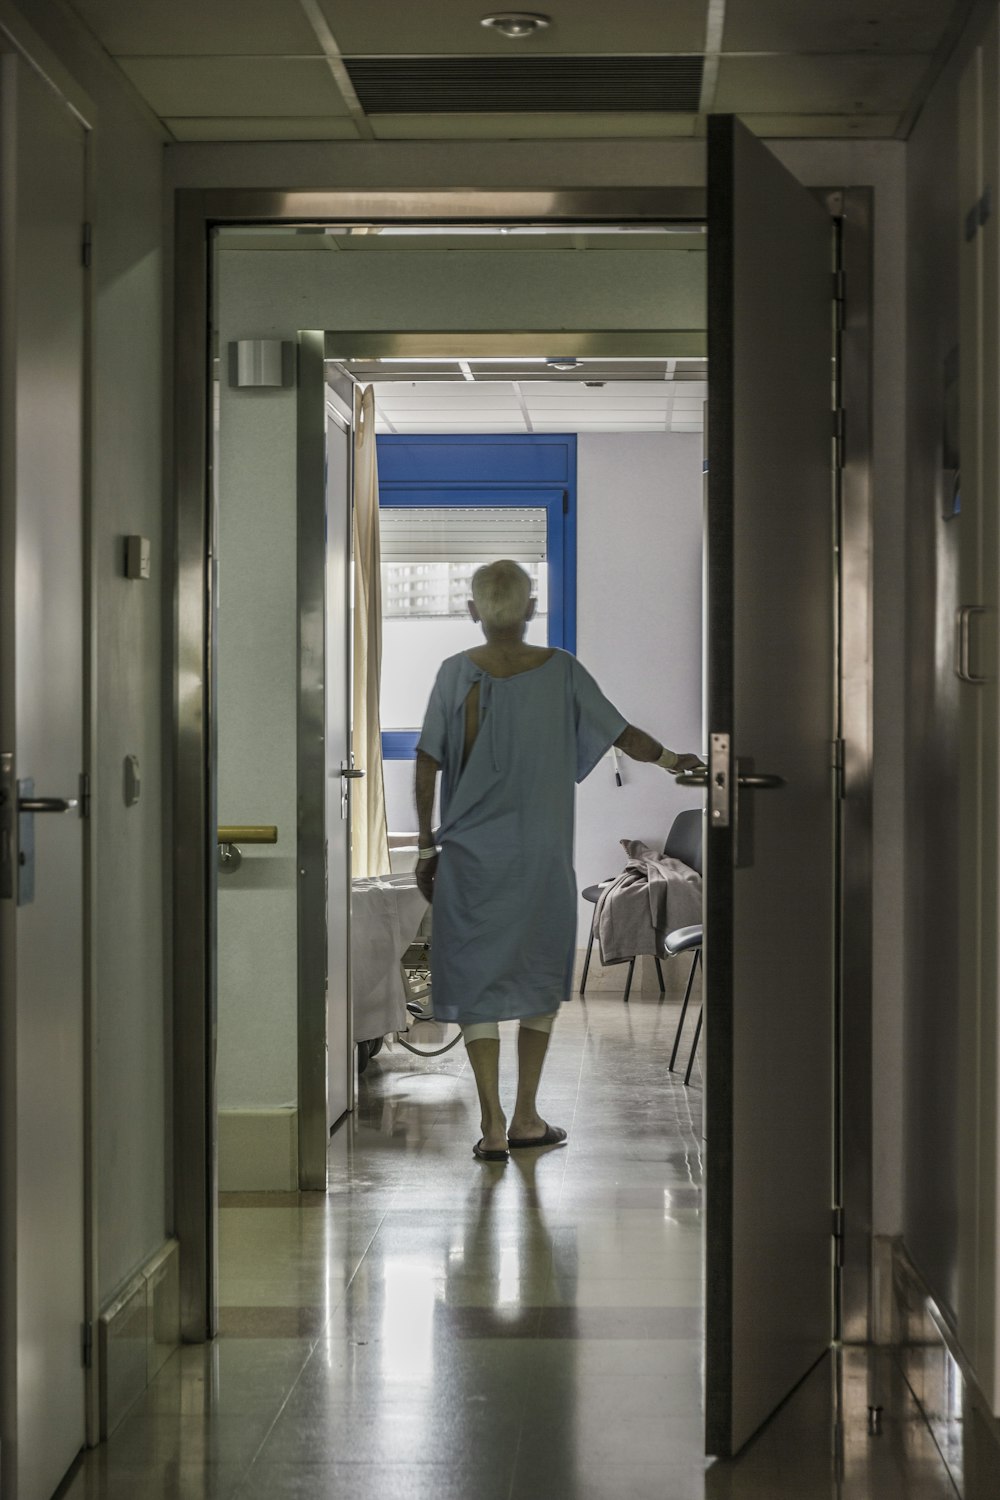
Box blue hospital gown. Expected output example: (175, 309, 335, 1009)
(417, 649, 627, 1025)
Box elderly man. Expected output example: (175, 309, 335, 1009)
(415, 559, 702, 1163)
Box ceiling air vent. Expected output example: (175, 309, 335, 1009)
(344, 55, 704, 114)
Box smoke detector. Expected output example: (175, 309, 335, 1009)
(481, 13, 551, 38)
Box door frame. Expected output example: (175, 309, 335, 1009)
(172, 184, 872, 1346)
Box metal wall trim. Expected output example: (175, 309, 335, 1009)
(324, 330, 706, 359)
(173, 189, 216, 1341)
(831, 187, 875, 1345)
(296, 331, 330, 1191)
(172, 183, 705, 1336)
(199, 187, 705, 227)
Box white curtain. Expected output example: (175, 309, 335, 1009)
(351, 385, 391, 877)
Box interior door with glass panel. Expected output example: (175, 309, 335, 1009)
(700, 116, 837, 1457)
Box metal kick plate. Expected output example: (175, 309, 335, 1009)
(710, 733, 731, 827)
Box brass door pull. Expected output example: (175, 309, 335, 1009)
(217, 825, 277, 844)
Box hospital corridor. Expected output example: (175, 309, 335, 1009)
(5, 1, 1000, 1498)
(65, 990, 959, 1500)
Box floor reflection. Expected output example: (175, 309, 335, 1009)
(67, 987, 965, 1499)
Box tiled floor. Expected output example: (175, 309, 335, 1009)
(67, 986, 960, 1499)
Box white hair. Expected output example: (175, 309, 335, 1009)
(471, 560, 532, 629)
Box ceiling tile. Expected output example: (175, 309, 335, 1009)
(369, 111, 699, 140)
(722, 0, 951, 55)
(713, 53, 927, 115)
(165, 117, 360, 142)
(68, 0, 321, 55)
(321, 0, 710, 56)
(117, 57, 349, 117)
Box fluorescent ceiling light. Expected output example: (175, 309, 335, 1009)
(324, 224, 701, 237)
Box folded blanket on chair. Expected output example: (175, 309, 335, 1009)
(595, 839, 703, 965)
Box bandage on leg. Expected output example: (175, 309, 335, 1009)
(518, 1011, 557, 1035)
(462, 1021, 500, 1045)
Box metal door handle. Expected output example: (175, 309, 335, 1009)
(674, 771, 784, 789)
(340, 768, 366, 779)
(18, 796, 78, 813)
(956, 605, 989, 683)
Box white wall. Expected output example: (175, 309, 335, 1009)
(10, 0, 172, 1309)
(575, 434, 703, 931)
(215, 371, 299, 1112)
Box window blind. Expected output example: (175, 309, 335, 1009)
(379, 506, 547, 564)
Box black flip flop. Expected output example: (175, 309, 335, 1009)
(507, 1124, 567, 1150)
(473, 1139, 510, 1163)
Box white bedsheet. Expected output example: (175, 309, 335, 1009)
(351, 874, 428, 1042)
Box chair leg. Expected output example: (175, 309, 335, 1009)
(654, 956, 665, 995)
(684, 959, 704, 1085)
(668, 949, 699, 1072)
(580, 906, 597, 995)
(623, 957, 635, 1003)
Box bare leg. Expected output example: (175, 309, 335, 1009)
(509, 1025, 553, 1141)
(465, 1038, 507, 1152)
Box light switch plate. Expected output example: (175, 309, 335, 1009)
(125, 536, 150, 580)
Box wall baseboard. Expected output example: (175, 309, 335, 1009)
(572, 949, 699, 998)
(886, 1236, 1000, 1498)
(218, 1107, 298, 1190)
(99, 1238, 180, 1438)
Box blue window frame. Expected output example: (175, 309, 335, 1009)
(378, 434, 577, 759)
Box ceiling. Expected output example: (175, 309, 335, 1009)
(67, 0, 965, 143)
(362, 366, 708, 435)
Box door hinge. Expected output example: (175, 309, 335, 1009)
(832, 269, 846, 330)
(81, 222, 92, 269)
(78, 771, 91, 820)
(832, 407, 846, 468)
(831, 738, 846, 799)
(562, 489, 569, 515)
(82, 1321, 93, 1369)
(832, 1206, 844, 1268)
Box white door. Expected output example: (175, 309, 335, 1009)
(0, 51, 87, 1500)
(326, 399, 354, 1128)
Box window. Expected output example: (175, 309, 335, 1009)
(377, 436, 576, 758)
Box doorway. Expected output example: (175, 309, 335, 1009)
(176, 155, 869, 1464)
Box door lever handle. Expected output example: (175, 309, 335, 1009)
(674, 771, 784, 789)
(340, 768, 366, 779)
(18, 796, 78, 813)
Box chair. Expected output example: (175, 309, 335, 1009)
(579, 808, 702, 1004)
(665, 924, 703, 1084)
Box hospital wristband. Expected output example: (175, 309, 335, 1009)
(656, 748, 679, 770)
(418, 846, 438, 860)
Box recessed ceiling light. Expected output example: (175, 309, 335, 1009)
(481, 12, 551, 38)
